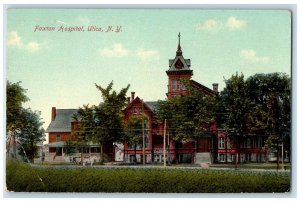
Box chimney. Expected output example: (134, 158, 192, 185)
(51, 107, 56, 121)
(212, 83, 218, 93)
(131, 92, 135, 101)
(127, 97, 131, 106)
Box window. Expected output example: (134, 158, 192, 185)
(133, 107, 137, 114)
(246, 138, 251, 148)
(255, 136, 262, 148)
(56, 134, 61, 142)
(182, 82, 186, 90)
(246, 153, 251, 162)
(219, 154, 225, 162)
(172, 79, 177, 91)
(230, 154, 235, 162)
(219, 137, 225, 148)
(91, 147, 100, 153)
(177, 80, 181, 90)
(129, 155, 136, 163)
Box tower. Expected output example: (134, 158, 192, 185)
(166, 32, 193, 99)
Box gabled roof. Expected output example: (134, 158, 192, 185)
(168, 57, 191, 70)
(144, 101, 158, 111)
(46, 109, 78, 133)
(190, 80, 216, 96)
(124, 96, 158, 113)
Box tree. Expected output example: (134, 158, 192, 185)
(74, 81, 130, 164)
(6, 81, 29, 159)
(246, 73, 291, 167)
(155, 88, 216, 163)
(17, 109, 45, 163)
(218, 72, 291, 166)
(218, 73, 251, 164)
(123, 116, 145, 163)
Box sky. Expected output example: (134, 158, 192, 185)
(6, 9, 291, 133)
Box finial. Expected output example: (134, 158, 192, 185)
(176, 32, 182, 56)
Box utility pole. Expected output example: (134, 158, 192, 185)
(168, 131, 170, 165)
(281, 141, 284, 170)
(163, 119, 167, 167)
(142, 99, 145, 165)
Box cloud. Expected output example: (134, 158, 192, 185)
(7, 31, 22, 46)
(196, 19, 221, 31)
(240, 49, 269, 63)
(226, 17, 247, 30)
(99, 43, 129, 57)
(136, 48, 159, 60)
(196, 17, 247, 32)
(7, 31, 41, 53)
(27, 42, 40, 52)
(99, 44, 159, 60)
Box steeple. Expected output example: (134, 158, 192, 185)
(176, 32, 182, 56)
(166, 32, 193, 99)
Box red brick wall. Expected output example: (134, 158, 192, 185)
(167, 74, 192, 99)
(48, 132, 70, 143)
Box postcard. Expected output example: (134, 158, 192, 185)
(5, 8, 292, 194)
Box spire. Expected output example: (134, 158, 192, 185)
(176, 32, 182, 56)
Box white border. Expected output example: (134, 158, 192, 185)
(1, 1, 298, 201)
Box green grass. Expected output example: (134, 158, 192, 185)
(6, 160, 290, 193)
(210, 163, 291, 170)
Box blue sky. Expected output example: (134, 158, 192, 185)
(6, 9, 291, 130)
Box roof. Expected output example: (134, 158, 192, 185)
(46, 109, 78, 133)
(190, 80, 216, 96)
(124, 97, 159, 113)
(144, 101, 158, 111)
(168, 56, 192, 72)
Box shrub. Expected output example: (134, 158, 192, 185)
(6, 160, 290, 193)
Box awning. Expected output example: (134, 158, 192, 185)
(45, 142, 65, 147)
(45, 142, 100, 148)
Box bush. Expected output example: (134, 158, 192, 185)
(6, 160, 290, 193)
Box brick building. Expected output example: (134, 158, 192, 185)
(45, 33, 268, 164)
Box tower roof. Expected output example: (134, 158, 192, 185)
(167, 32, 192, 74)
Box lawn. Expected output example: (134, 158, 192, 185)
(6, 160, 290, 193)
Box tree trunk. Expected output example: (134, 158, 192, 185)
(12, 133, 17, 159)
(175, 140, 179, 164)
(276, 139, 279, 171)
(134, 145, 137, 163)
(6, 133, 12, 159)
(100, 143, 104, 165)
(225, 136, 228, 163)
(81, 146, 83, 165)
(235, 137, 240, 169)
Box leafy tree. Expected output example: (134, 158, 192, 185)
(218, 73, 251, 164)
(6, 81, 29, 159)
(218, 72, 291, 165)
(246, 73, 291, 166)
(17, 109, 45, 163)
(74, 81, 130, 164)
(155, 88, 216, 163)
(123, 116, 146, 163)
